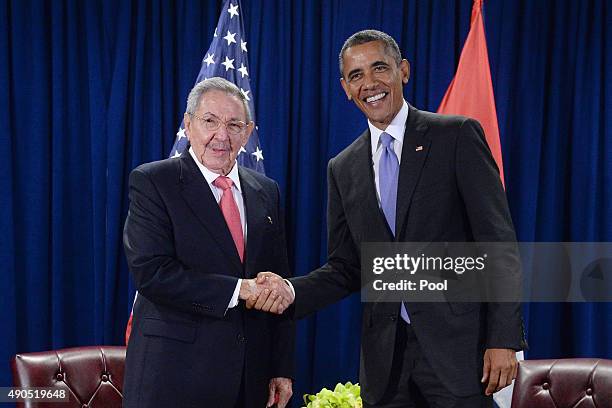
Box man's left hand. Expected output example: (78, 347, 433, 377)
(267, 377, 292, 408)
(481, 348, 518, 395)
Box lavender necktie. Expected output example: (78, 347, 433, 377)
(378, 132, 411, 323)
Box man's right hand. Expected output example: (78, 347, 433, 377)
(243, 272, 294, 314)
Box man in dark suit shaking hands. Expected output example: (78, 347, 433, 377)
(252, 30, 526, 407)
(123, 77, 294, 408)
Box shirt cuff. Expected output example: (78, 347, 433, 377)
(284, 279, 295, 298)
(226, 279, 242, 313)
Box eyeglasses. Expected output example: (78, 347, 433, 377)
(189, 112, 248, 135)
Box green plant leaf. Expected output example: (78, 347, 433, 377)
(302, 382, 362, 408)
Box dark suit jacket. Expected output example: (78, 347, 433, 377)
(123, 151, 294, 408)
(291, 105, 526, 404)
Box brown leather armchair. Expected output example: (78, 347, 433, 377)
(511, 358, 612, 408)
(11, 346, 125, 408)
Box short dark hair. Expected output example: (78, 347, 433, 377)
(339, 29, 402, 77)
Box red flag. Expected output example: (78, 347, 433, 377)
(437, 0, 505, 186)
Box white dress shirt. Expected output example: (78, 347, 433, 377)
(369, 100, 409, 204)
(189, 147, 245, 311)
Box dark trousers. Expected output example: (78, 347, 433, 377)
(234, 360, 246, 408)
(365, 321, 492, 408)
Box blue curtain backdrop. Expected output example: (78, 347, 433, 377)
(1, 0, 611, 404)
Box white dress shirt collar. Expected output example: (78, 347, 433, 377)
(369, 100, 409, 154)
(189, 146, 242, 193)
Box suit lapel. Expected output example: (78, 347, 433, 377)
(178, 152, 243, 275)
(239, 168, 268, 278)
(350, 130, 395, 242)
(396, 106, 431, 239)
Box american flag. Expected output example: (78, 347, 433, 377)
(169, 0, 264, 173)
(126, 0, 263, 344)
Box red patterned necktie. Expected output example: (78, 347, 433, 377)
(213, 176, 244, 262)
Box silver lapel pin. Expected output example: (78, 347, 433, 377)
(415, 145, 423, 152)
(267, 216, 273, 224)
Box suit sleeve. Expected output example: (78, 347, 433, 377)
(270, 182, 295, 378)
(290, 159, 362, 319)
(455, 118, 527, 350)
(123, 167, 238, 319)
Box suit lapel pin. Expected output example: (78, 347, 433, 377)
(267, 216, 273, 224)
(415, 145, 423, 152)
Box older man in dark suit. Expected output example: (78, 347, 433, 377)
(123, 77, 294, 408)
(252, 30, 526, 407)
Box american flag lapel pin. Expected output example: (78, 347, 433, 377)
(415, 145, 423, 152)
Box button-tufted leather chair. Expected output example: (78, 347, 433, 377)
(511, 358, 612, 408)
(11, 346, 125, 408)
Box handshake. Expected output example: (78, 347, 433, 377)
(238, 272, 295, 314)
